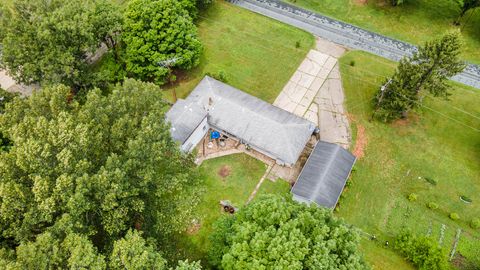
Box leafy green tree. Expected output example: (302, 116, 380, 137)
(174, 260, 203, 270)
(373, 32, 465, 121)
(209, 195, 369, 270)
(0, 79, 202, 252)
(0, 88, 17, 151)
(0, 0, 122, 90)
(454, 0, 480, 24)
(395, 230, 448, 270)
(0, 231, 105, 269)
(109, 230, 166, 270)
(123, 0, 203, 84)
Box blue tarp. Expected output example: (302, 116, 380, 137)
(210, 131, 220, 139)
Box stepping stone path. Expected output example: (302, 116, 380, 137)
(273, 38, 351, 148)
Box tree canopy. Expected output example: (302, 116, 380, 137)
(0, 0, 122, 89)
(123, 0, 203, 84)
(373, 32, 465, 121)
(0, 79, 203, 268)
(208, 195, 370, 270)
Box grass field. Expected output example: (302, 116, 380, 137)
(283, 0, 480, 64)
(163, 1, 315, 103)
(337, 50, 480, 269)
(173, 154, 291, 266)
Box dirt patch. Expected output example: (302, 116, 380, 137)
(352, 124, 368, 159)
(186, 219, 201, 235)
(353, 0, 368, 5)
(391, 113, 420, 128)
(451, 253, 472, 269)
(218, 165, 231, 179)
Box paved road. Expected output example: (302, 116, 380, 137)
(229, 0, 480, 89)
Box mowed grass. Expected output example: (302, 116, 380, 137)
(337, 51, 480, 269)
(173, 154, 291, 266)
(163, 1, 315, 103)
(283, 0, 480, 64)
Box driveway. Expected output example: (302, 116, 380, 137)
(274, 38, 350, 148)
(229, 0, 480, 89)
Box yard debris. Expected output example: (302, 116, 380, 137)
(186, 218, 201, 235)
(220, 200, 237, 214)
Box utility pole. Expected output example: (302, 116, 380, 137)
(371, 78, 392, 121)
(158, 57, 181, 102)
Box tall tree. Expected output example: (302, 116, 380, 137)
(0, 79, 202, 254)
(0, 88, 17, 151)
(454, 0, 480, 24)
(109, 230, 166, 269)
(0, 0, 122, 90)
(209, 195, 369, 270)
(123, 0, 203, 85)
(373, 33, 465, 121)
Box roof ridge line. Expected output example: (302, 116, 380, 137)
(308, 144, 340, 202)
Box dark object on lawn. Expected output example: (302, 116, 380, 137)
(460, 195, 472, 203)
(385, 241, 389, 247)
(349, 60, 355, 67)
(220, 200, 238, 214)
(424, 177, 438, 185)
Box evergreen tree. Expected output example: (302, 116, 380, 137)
(373, 33, 465, 121)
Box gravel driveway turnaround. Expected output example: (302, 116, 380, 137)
(229, 0, 480, 89)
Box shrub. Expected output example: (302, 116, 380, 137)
(470, 218, 480, 229)
(295, 41, 301, 48)
(395, 230, 448, 270)
(349, 60, 356, 67)
(424, 177, 438, 186)
(206, 71, 228, 83)
(427, 202, 439, 210)
(449, 212, 460, 221)
(407, 193, 418, 202)
(460, 195, 472, 203)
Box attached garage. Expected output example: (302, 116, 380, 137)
(291, 141, 356, 209)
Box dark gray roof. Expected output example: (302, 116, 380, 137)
(166, 99, 207, 144)
(167, 76, 316, 164)
(291, 141, 356, 208)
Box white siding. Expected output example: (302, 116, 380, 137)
(181, 116, 209, 152)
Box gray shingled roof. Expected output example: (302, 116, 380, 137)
(167, 76, 316, 165)
(291, 141, 356, 208)
(166, 99, 207, 144)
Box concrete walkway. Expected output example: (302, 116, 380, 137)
(0, 70, 36, 96)
(229, 0, 480, 89)
(274, 38, 351, 148)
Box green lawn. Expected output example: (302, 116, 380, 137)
(283, 0, 480, 64)
(337, 51, 480, 269)
(172, 154, 291, 266)
(163, 1, 315, 103)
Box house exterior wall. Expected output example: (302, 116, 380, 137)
(181, 116, 209, 152)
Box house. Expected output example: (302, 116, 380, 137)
(291, 141, 356, 208)
(166, 76, 317, 167)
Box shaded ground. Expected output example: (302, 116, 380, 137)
(338, 50, 480, 269)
